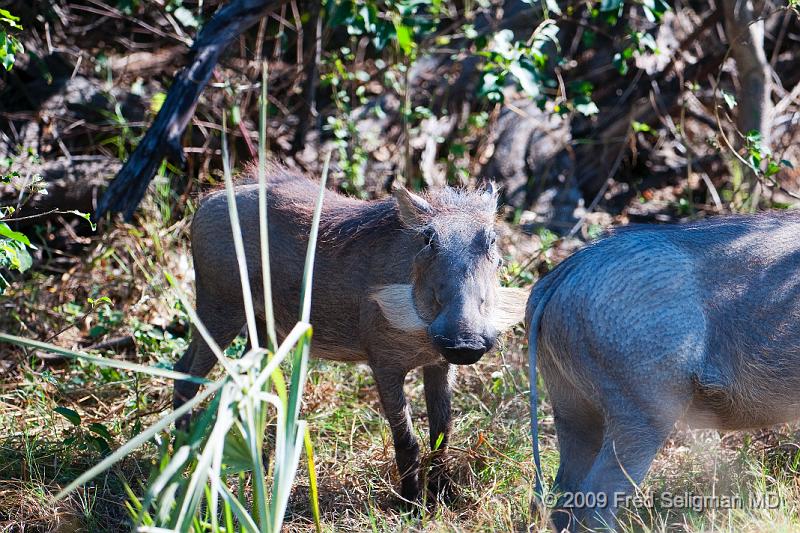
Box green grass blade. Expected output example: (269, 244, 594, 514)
(214, 472, 261, 533)
(258, 60, 278, 352)
(285, 151, 329, 438)
(304, 426, 322, 533)
(137, 444, 192, 529)
(53, 379, 224, 501)
(174, 384, 236, 531)
(239, 396, 270, 533)
(252, 321, 311, 392)
(272, 419, 308, 531)
(0, 333, 209, 384)
(299, 150, 331, 323)
(221, 112, 260, 349)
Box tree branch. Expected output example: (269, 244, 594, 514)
(95, 0, 287, 221)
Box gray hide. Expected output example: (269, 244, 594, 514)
(527, 211, 800, 531)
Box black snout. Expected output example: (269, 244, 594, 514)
(435, 334, 497, 365)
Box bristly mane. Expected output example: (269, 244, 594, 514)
(319, 198, 400, 247)
(320, 186, 497, 249)
(238, 159, 497, 248)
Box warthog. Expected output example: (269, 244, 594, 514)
(174, 165, 526, 503)
(527, 212, 800, 531)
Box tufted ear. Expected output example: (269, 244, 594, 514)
(393, 185, 432, 227)
(483, 180, 499, 205)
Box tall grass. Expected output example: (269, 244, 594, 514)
(0, 62, 323, 532)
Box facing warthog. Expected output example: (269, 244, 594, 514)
(527, 212, 800, 531)
(174, 165, 526, 503)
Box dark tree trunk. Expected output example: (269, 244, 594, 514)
(95, 0, 287, 221)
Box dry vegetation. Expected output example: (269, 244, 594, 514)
(2, 0, 800, 531)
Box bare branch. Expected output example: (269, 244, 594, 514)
(95, 0, 287, 221)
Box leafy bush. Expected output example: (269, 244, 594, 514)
(0, 8, 22, 71)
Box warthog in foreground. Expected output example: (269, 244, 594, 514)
(527, 212, 800, 531)
(175, 166, 526, 503)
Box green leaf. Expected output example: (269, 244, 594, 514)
(509, 62, 540, 99)
(172, 6, 198, 28)
(632, 121, 652, 133)
(89, 422, 114, 442)
(766, 161, 781, 177)
(569, 80, 594, 96)
(722, 90, 737, 110)
(88, 296, 113, 307)
(434, 431, 445, 451)
(745, 129, 761, 144)
(394, 21, 414, 56)
(612, 52, 629, 75)
(0, 9, 22, 29)
(150, 92, 166, 114)
(0, 222, 29, 246)
(574, 95, 599, 116)
(0, 241, 32, 273)
(65, 210, 96, 231)
(55, 406, 82, 426)
(641, 0, 670, 22)
(530, 0, 562, 15)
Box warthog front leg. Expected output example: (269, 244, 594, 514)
(372, 366, 421, 503)
(423, 362, 456, 502)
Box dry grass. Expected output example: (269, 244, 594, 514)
(1, 195, 800, 532)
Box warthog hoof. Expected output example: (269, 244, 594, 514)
(427, 472, 458, 506)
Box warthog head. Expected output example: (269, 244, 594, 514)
(372, 185, 526, 365)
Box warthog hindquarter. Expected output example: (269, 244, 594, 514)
(527, 212, 800, 531)
(174, 166, 526, 504)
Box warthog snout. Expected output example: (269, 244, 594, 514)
(429, 322, 497, 365)
(434, 333, 497, 365)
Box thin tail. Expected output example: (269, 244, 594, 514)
(526, 265, 569, 502)
(528, 292, 547, 500)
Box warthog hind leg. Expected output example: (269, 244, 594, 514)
(567, 410, 678, 532)
(548, 378, 605, 532)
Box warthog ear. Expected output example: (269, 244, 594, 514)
(370, 284, 429, 333)
(482, 181, 500, 206)
(393, 186, 432, 227)
(492, 287, 529, 332)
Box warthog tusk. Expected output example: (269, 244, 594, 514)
(370, 284, 528, 333)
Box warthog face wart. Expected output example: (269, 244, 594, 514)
(391, 185, 508, 365)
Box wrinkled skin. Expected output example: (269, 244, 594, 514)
(527, 212, 800, 531)
(174, 166, 513, 505)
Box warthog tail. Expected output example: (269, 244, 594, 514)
(526, 261, 576, 504)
